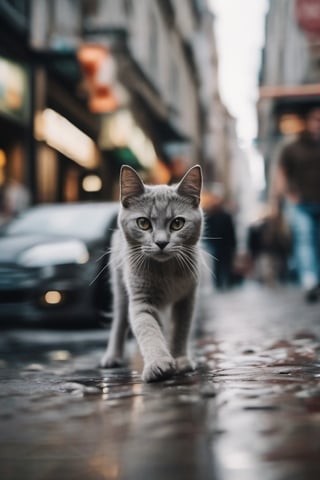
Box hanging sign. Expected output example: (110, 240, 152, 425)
(296, 0, 320, 37)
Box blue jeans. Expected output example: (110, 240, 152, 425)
(285, 202, 320, 289)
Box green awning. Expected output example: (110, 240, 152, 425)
(109, 147, 144, 171)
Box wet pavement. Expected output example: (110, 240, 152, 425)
(1, 282, 320, 480)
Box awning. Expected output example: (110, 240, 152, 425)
(260, 84, 320, 115)
(113, 43, 190, 146)
(260, 83, 320, 99)
(131, 92, 190, 145)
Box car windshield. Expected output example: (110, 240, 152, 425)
(4, 204, 118, 239)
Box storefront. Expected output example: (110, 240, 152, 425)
(0, 56, 30, 190)
(34, 105, 101, 203)
(0, 3, 109, 207)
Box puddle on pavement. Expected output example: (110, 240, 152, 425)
(57, 330, 320, 406)
(2, 325, 320, 479)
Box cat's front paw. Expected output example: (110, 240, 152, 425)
(99, 353, 125, 369)
(142, 357, 176, 382)
(175, 356, 195, 373)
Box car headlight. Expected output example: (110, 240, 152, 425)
(19, 240, 90, 267)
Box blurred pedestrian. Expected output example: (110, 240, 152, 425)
(271, 106, 320, 302)
(2, 178, 30, 220)
(247, 210, 291, 286)
(203, 190, 237, 291)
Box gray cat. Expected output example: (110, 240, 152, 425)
(100, 164, 203, 382)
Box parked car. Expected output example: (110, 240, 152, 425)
(0, 202, 119, 325)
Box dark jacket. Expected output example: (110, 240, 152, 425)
(204, 208, 236, 257)
(279, 132, 320, 203)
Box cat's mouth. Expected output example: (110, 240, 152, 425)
(144, 249, 173, 262)
(151, 250, 172, 262)
(154, 253, 172, 262)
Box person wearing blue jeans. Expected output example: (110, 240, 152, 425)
(285, 203, 320, 300)
(273, 106, 320, 302)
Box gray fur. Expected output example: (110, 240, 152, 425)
(100, 165, 203, 382)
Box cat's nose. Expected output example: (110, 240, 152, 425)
(156, 241, 169, 250)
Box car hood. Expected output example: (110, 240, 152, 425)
(0, 234, 80, 263)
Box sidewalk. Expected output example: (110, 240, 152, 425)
(0, 283, 320, 480)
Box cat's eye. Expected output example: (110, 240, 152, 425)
(136, 217, 152, 230)
(170, 217, 185, 231)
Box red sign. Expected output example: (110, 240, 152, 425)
(296, 0, 320, 35)
(77, 44, 118, 113)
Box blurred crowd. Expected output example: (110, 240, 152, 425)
(202, 105, 320, 304)
(268, 106, 320, 303)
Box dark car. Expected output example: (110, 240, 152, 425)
(0, 202, 119, 325)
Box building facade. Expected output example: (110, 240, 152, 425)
(258, 0, 320, 194)
(0, 0, 227, 207)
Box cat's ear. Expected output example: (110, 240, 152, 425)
(176, 165, 202, 206)
(120, 165, 145, 207)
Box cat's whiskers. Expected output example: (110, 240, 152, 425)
(128, 248, 149, 275)
(178, 253, 199, 282)
(182, 251, 198, 273)
(108, 244, 141, 271)
(171, 246, 199, 282)
(201, 236, 222, 241)
(199, 248, 215, 277)
(130, 253, 144, 273)
(95, 247, 112, 263)
(90, 247, 130, 285)
(180, 245, 203, 281)
(180, 243, 217, 278)
(201, 248, 218, 262)
(108, 248, 126, 269)
(89, 262, 109, 286)
(174, 251, 189, 276)
(174, 252, 185, 273)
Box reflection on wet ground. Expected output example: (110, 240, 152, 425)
(0, 284, 320, 480)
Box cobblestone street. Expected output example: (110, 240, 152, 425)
(1, 283, 320, 480)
